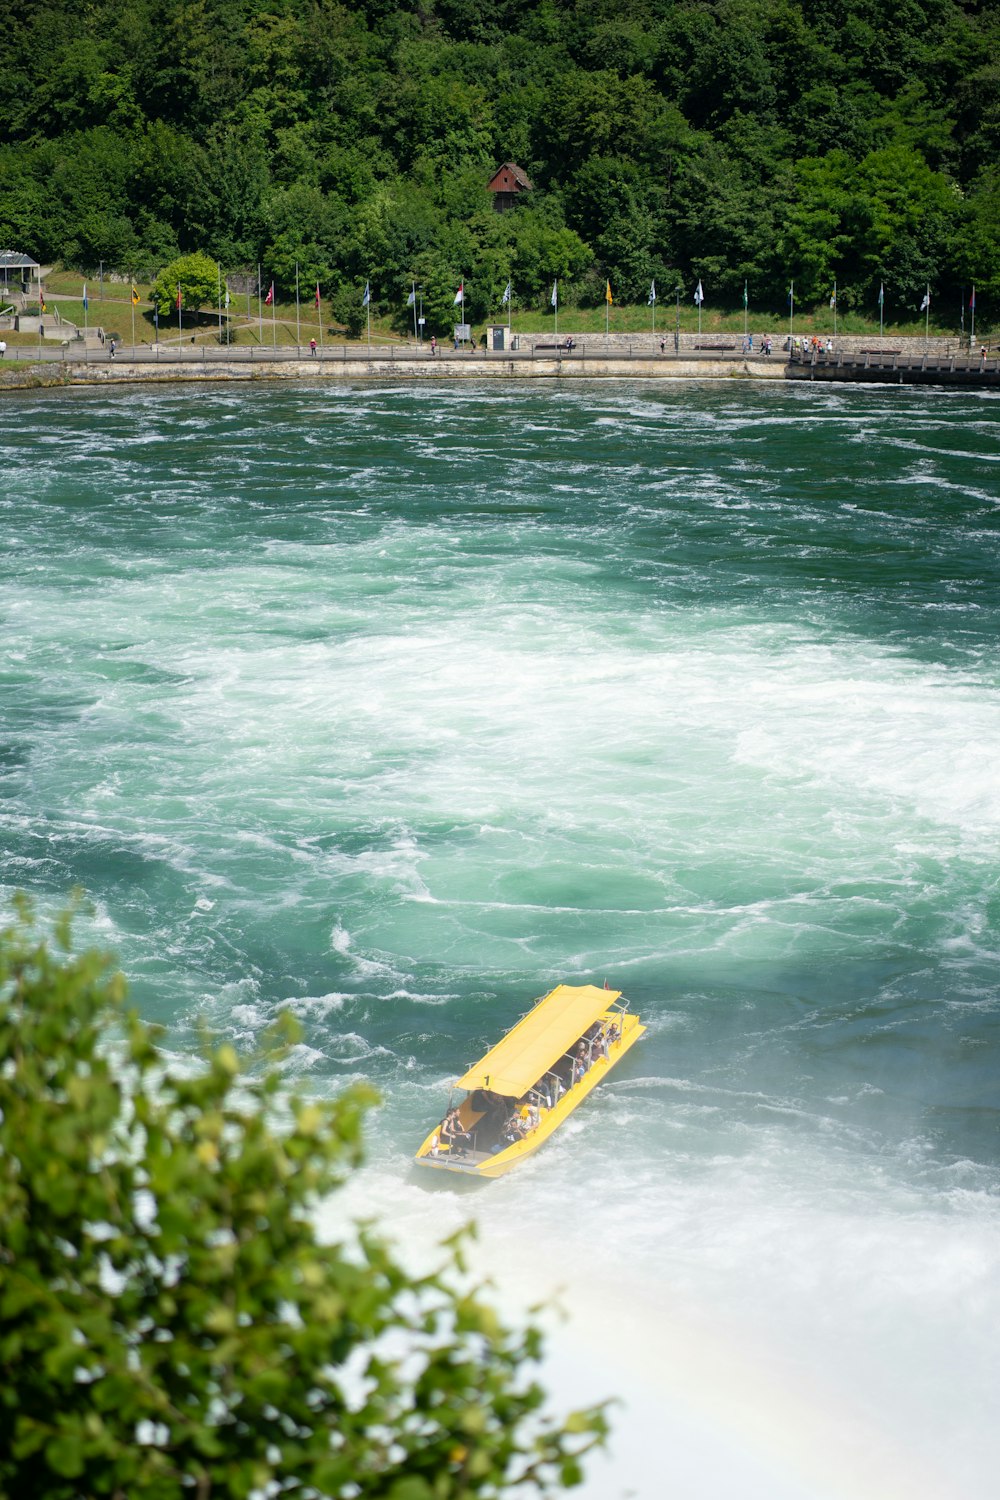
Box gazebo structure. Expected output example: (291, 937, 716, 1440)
(487, 163, 534, 213)
(0, 251, 41, 290)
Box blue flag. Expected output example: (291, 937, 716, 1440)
(82, 284, 88, 311)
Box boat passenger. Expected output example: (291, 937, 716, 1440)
(441, 1108, 472, 1151)
(571, 1043, 589, 1085)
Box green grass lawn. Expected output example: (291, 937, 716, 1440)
(11, 269, 985, 346)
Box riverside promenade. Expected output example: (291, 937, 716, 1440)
(0, 333, 996, 389)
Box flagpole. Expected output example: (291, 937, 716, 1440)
(317, 286, 323, 352)
(833, 279, 838, 339)
(925, 285, 930, 346)
(272, 284, 276, 349)
(606, 281, 610, 343)
(411, 281, 417, 343)
(744, 280, 748, 343)
(130, 277, 135, 351)
(788, 280, 793, 342)
(970, 287, 975, 346)
(217, 263, 223, 344)
(257, 264, 262, 343)
(82, 284, 88, 341)
(178, 284, 182, 341)
(879, 282, 884, 340)
(651, 283, 655, 336)
(295, 263, 301, 350)
(553, 280, 558, 339)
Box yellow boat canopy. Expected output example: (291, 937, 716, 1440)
(456, 984, 622, 1099)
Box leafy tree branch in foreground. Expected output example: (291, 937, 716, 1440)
(0, 897, 606, 1499)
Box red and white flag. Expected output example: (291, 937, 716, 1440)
(315, 283, 321, 309)
(175, 285, 182, 310)
(453, 282, 464, 305)
(264, 282, 274, 307)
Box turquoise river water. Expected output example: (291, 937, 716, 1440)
(2, 379, 999, 1499)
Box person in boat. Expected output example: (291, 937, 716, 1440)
(441, 1108, 472, 1151)
(571, 1042, 589, 1086)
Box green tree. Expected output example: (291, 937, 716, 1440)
(151, 251, 221, 320)
(0, 898, 607, 1499)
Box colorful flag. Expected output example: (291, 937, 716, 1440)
(742, 281, 748, 309)
(550, 280, 558, 308)
(82, 285, 88, 311)
(829, 290, 836, 310)
(39, 290, 46, 313)
(787, 286, 794, 308)
(224, 283, 230, 310)
(315, 283, 321, 309)
(694, 280, 704, 306)
(501, 281, 512, 305)
(648, 280, 656, 305)
(176, 286, 182, 310)
(362, 281, 370, 307)
(605, 280, 613, 304)
(920, 288, 930, 312)
(970, 287, 976, 310)
(131, 285, 140, 306)
(453, 282, 464, 305)
(264, 282, 274, 307)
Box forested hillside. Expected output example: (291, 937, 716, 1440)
(2, 0, 998, 325)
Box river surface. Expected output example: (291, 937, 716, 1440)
(3, 379, 999, 1498)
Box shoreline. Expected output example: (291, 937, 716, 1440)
(1, 346, 996, 392)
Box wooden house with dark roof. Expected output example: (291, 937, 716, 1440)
(487, 163, 534, 213)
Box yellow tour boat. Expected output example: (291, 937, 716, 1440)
(414, 983, 645, 1178)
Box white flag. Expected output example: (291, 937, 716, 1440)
(920, 289, 930, 312)
(362, 281, 370, 307)
(224, 283, 230, 309)
(406, 287, 416, 307)
(694, 280, 704, 306)
(501, 281, 511, 305)
(550, 280, 558, 308)
(647, 280, 656, 305)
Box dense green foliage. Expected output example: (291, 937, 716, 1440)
(0, 898, 605, 1498)
(1, 0, 998, 324)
